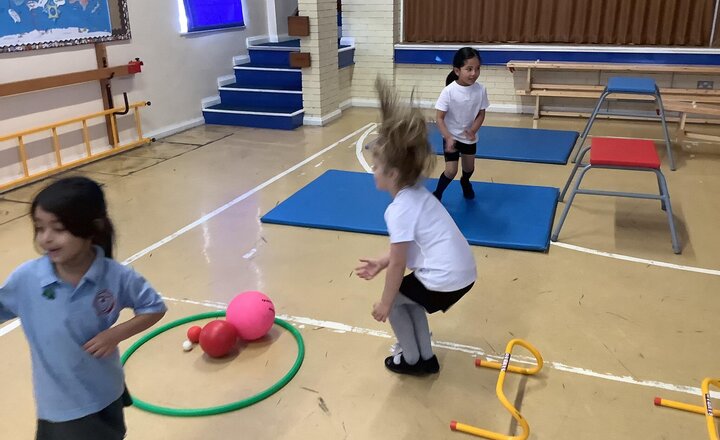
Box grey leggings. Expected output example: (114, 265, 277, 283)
(389, 294, 434, 365)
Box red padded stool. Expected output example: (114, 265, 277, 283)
(551, 137, 680, 254)
(571, 77, 675, 170)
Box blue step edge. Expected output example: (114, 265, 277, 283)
(250, 39, 351, 49)
(233, 64, 302, 89)
(218, 85, 303, 109)
(203, 104, 304, 130)
(247, 50, 294, 68)
(219, 82, 302, 93)
(234, 62, 300, 71)
(252, 39, 301, 49)
(245, 51, 356, 69)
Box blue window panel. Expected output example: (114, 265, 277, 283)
(184, 0, 244, 32)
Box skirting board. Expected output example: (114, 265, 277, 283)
(146, 117, 205, 141)
(304, 108, 342, 126)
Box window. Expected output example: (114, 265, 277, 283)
(179, 0, 245, 33)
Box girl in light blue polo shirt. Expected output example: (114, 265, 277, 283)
(0, 177, 167, 440)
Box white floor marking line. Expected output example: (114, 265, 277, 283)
(355, 123, 376, 173)
(160, 296, 719, 399)
(355, 125, 720, 277)
(550, 241, 720, 276)
(0, 123, 376, 340)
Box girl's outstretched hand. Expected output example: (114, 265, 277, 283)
(355, 258, 383, 280)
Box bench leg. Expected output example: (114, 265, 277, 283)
(679, 111, 688, 131)
(534, 95, 540, 119)
(573, 91, 609, 163)
(525, 68, 532, 93)
(552, 165, 592, 242)
(674, 112, 687, 143)
(655, 91, 676, 171)
(654, 169, 681, 254)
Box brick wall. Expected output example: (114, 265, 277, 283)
(299, 0, 341, 123)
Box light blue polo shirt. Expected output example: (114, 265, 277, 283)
(0, 247, 166, 422)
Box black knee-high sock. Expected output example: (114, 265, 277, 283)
(461, 170, 474, 184)
(433, 172, 453, 199)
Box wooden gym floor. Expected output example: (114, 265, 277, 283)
(1, 108, 719, 439)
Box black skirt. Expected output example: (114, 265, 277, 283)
(399, 272, 473, 313)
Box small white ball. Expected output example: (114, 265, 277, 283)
(182, 340, 193, 352)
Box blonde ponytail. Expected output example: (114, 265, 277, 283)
(373, 76, 435, 188)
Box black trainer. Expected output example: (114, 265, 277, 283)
(384, 355, 426, 376)
(460, 180, 475, 199)
(421, 355, 440, 374)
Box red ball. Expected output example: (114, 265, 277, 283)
(187, 325, 202, 344)
(199, 320, 238, 358)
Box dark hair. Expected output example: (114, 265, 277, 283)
(446, 47, 482, 85)
(31, 177, 115, 259)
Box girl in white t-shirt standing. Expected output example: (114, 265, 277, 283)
(433, 47, 490, 201)
(355, 77, 476, 375)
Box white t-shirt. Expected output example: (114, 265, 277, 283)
(435, 81, 490, 144)
(385, 183, 477, 291)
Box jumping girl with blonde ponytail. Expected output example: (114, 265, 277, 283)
(355, 77, 477, 376)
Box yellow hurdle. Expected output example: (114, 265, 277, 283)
(0, 101, 152, 193)
(655, 378, 720, 440)
(450, 339, 544, 440)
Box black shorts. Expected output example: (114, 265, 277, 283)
(36, 387, 132, 440)
(443, 139, 477, 162)
(400, 272, 474, 314)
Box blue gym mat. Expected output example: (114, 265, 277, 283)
(428, 123, 579, 165)
(261, 170, 559, 252)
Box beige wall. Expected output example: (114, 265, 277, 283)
(341, 0, 396, 102)
(0, 0, 267, 184)
(394, 65, 524, 111)
(338, 65, 353, 107)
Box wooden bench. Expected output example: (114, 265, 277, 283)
(663, 101, 720, 142)
(507, 60, 720, 122)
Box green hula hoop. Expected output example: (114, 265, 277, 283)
(121, 310, 305, 417)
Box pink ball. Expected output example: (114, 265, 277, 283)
(226, 291, 276, 341)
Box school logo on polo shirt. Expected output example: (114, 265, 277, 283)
(93, 290, 116, 316)
(42, 287, 56, 300)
